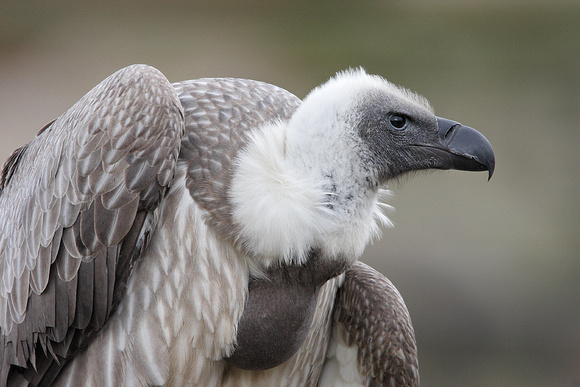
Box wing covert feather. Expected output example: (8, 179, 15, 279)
(0, 64, 184, 384)
(332, 261, 419, 387)
(174, 78, 301, 245)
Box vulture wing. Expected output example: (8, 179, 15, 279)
(0, 64, 184, 385)
(320, 261, 419, 386)
(173, 76, 302, 246)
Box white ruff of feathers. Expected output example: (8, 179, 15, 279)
(231, 69, 398, 266)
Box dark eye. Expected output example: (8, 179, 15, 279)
(388, 114, 408, 130)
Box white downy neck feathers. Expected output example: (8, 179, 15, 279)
(229, 69, 411, 266)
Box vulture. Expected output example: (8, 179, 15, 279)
(0, 64, 494, 386)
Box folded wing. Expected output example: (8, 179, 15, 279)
(0, 64, 184, 385)
(320, 261, 419, 387)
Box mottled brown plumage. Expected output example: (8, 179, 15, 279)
(335, 262, 419, 386)
(174, 78, 301, 252)
(0, 65, 184, 384)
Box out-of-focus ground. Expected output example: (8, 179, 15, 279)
(1, 1, 578, 385)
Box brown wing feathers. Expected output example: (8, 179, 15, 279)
(174, 78, 301, 248)
(0, 64, 183, 384)
(336, 261, 420, 386)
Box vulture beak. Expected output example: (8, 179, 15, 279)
(433, 117, 495, 180)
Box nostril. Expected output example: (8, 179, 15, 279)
(444, 124, 461, 141)
(436, 117, 463, 143)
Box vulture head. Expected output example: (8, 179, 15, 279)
(226, 68, 494, 370)
(231, 69, 493, 267)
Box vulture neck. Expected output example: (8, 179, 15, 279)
(230, 119, 391, 268)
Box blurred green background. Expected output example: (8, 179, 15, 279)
(1, 1, 578, 385)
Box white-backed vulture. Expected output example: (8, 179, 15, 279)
(0, 65, 494, 386)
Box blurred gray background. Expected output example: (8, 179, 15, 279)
(1, 1, 578, 385)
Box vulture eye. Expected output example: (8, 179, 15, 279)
(388, 114, 408, 130)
